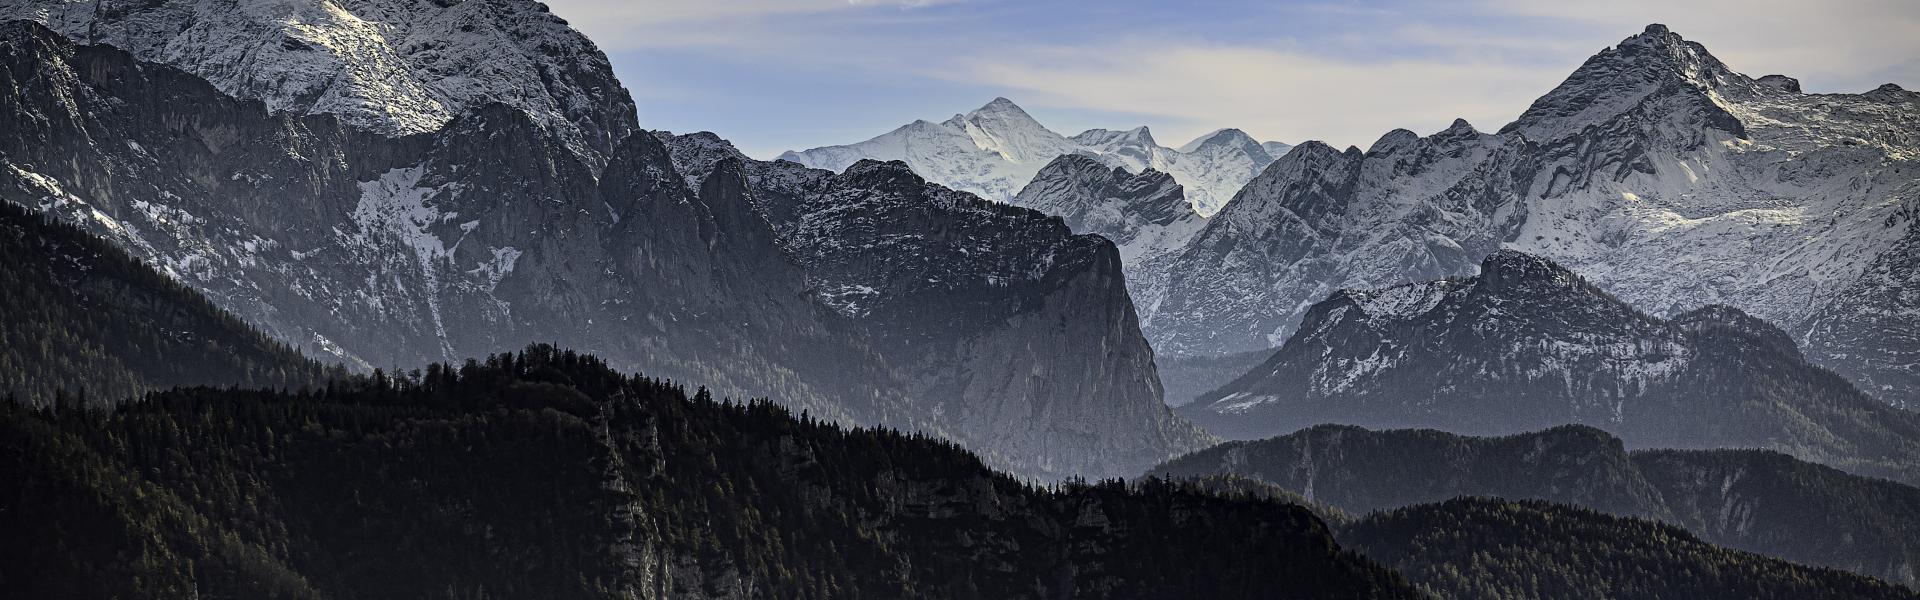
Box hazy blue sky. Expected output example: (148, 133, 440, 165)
(543, 0, 1920, 159)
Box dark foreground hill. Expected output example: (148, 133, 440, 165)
(1155, 424, 1920, 585)
(0, 346, 1415, 599)
(1344, 497, 1915, 600)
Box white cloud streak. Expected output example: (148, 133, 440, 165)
(952, 42, 1565, 149)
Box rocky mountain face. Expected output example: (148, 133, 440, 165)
(1155, 424, 1920, 585)
(1180, 251, 1920, 485)
(779, 97, 1287, 215)
(662, 132, 1215, 479)
(1137, 118, 1522, 356)
(0, 19, 869, 421)
(1011, 154, 1205, 283)
(0, 18, 1211, 480)
(1, 0, 637, 169)
(1132, 25, 1920, 409)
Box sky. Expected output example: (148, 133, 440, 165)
(541, 0, 1920, 159)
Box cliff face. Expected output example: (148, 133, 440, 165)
(666, 136, 1217, 479)
(0, 19, 905, 430)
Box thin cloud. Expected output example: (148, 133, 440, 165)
(545, 0, 1919, 157)
(953, 42, 1565, 149)
(1488, 0, 1920, 91)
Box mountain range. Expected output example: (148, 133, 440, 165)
(1011, 25, 1916, 412)
(779, 97, 1290, 215)
(0, 16, 1203, 480)
(1, 0, 1918, 595)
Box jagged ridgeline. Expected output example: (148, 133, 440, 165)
(0, 346, 1417, 599)
(0, 201, 341, 405)
(1126, 25, 1918, 410)
(1182, 251, 1920, 486)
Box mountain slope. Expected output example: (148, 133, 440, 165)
(780, 98, 1286, 214)
(1010, 154, 1205, 286)
(1181, 251, 1920, 485)
(0, 200, 340, 406)
(1, 0, 638, 168)
(0, 345, 1420, 599)
(663, 132, 1216, 479)
(1154, 424, 1920, 585)
(0, 18, 918, 453)
(1135, 25, 1920, 408)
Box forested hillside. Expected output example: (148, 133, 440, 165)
(0, 201, 340, 406)
(0, 346, 1416, 599)
(1344, 498, 1915, 600)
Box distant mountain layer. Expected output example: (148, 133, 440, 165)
(1181, 251, 1920, 486)
(1154, 424, 1920, 585)
(0, 201, 340, 406)
(1010, 154, 1207, 301)
(1344, 497, 1916, 600)
(1130, 26, 1919, 412)
(0, 346, 1419, 600)
(779, 97, 1289, 215)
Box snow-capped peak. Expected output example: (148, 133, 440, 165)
(1503, 23, 1748, 144)
(1073, 126, 1159, 150)
(782, 98, 1288, 215)
(1177, 128, 1261, 155)
(2, 0, 639, 169)
(942, 97, 1077, 165)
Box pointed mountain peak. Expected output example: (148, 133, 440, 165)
(1126, 125, 1158, 146)
(1178, 128, 1260, 154)
(1445, 118, 1476, 133)
(1501, 24, 1747, 142)
(1367, 128, 1420, 155)
(969, 97, 1037, 122)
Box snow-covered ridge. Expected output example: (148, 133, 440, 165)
(779, 97, 1289, 215)
(2, 0, 639, 167)
(1139, 24, 1920, 410)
